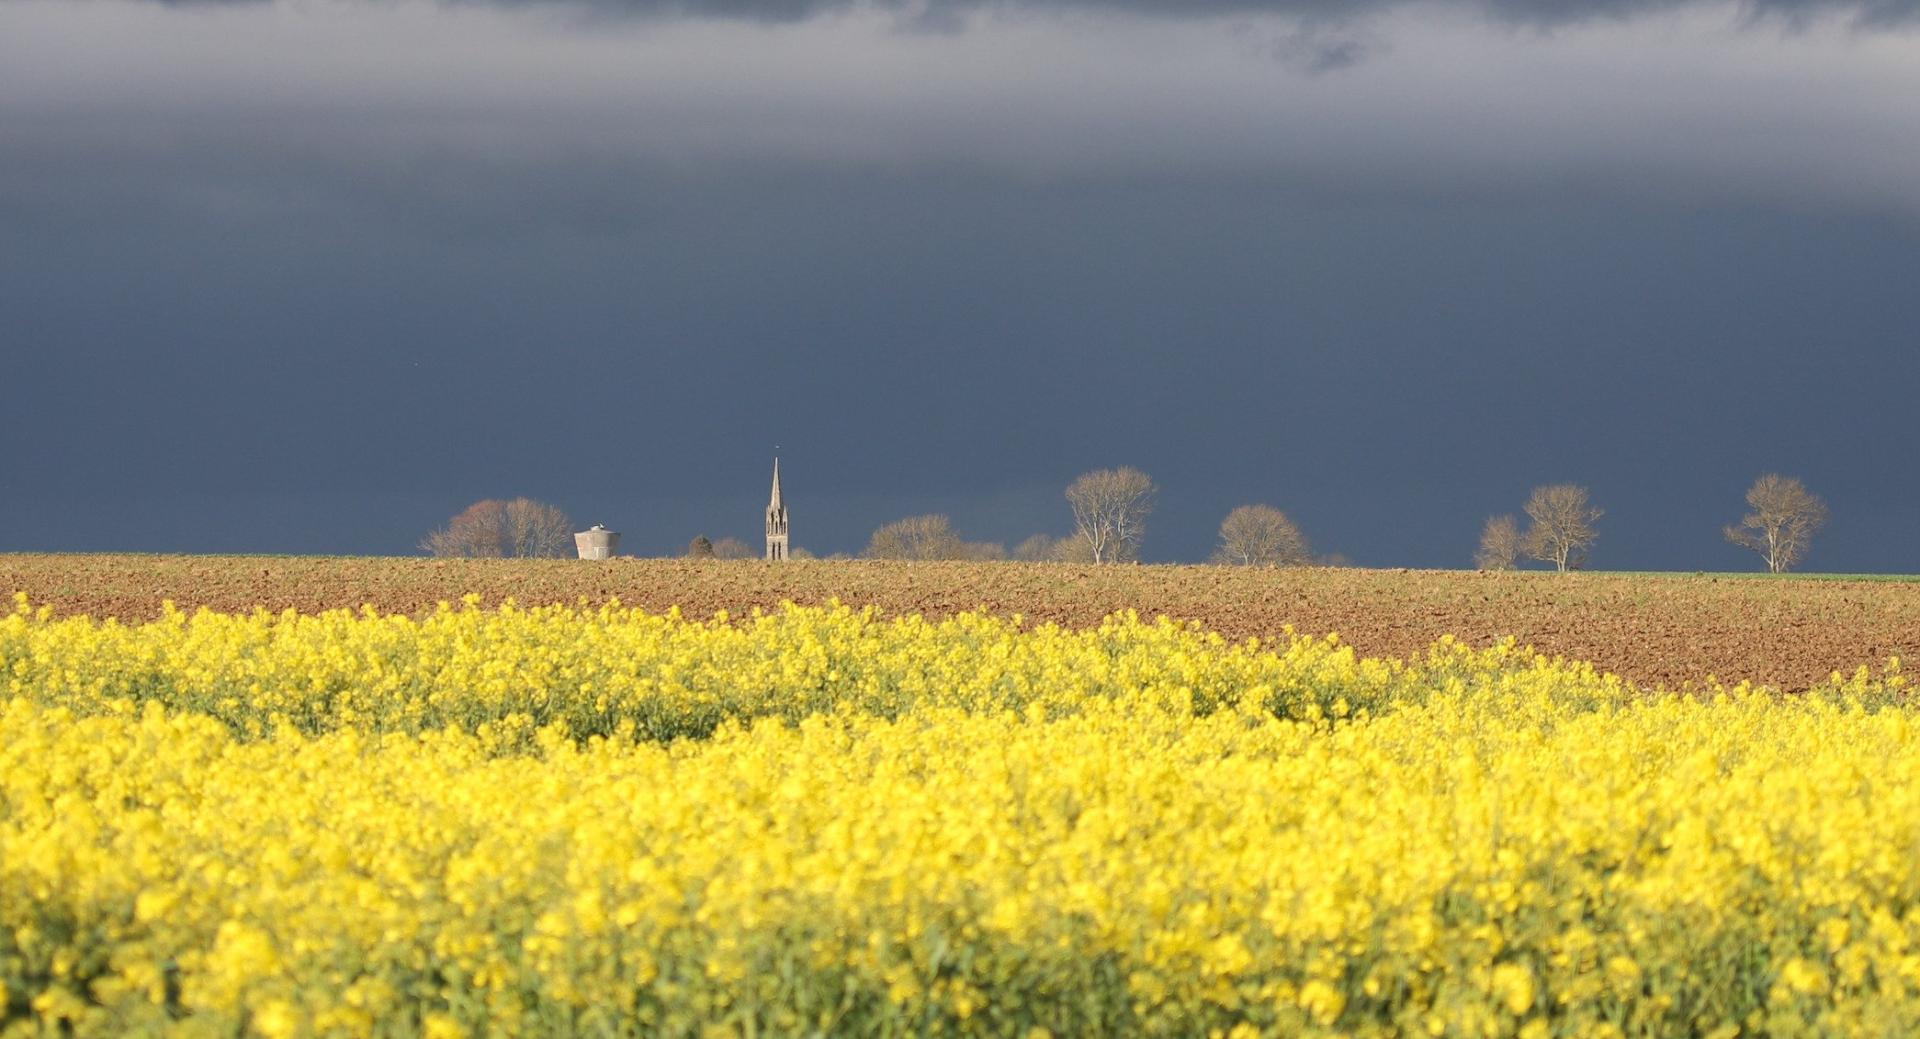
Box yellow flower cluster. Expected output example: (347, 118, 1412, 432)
(2, 592, 1484, 747)
(2, 592, 1914, 1036)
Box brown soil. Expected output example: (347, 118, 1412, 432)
(4, 554, 1915, 690)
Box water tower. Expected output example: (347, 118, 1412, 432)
(574, 524, 620, 560)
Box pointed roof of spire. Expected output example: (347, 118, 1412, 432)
(769, 457, 784, 511)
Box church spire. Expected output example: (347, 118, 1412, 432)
(765, 458, 789, 561)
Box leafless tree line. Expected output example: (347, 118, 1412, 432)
(859, 467, 1327, 568)
(1476, 474, 1827, 573)
(685, 535, 758, 560)
(1476, 484, 1604, 574)
(864, 514, 1007, 561)
(852, 467, 1156, 564)
(425, 471, 1830, 572)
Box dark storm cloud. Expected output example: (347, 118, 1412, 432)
(148, 0, 1920, 27)
(5, 150, 1919, 568)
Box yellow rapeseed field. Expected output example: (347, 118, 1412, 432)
(1, 592, 1914, 1037)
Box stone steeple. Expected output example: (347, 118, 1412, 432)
(765, 458, 789, 562)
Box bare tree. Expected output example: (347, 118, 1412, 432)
(961, 541, 1008, 561)
(1065, 467, 1156, 564)
(1013, 534, 1060, 562)
(866, 515, 967, 560)
(1212, 504, 1312, 566)
(422, 500, 507, 558)
(1725, 474, 1827, 573)
(710, 537, 756, 560)
(1474, 514, 1522, 571)
(1522, 484, 1602, 573)
(688, 535, 715, 559)
(423, 498, 574, 558)
(419, 529, 462, 558)
(1054, 535, 1098, 564)
(504, 498, 574, 558)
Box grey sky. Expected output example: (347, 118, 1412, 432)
(1, 0, 1916, 568)
(5, 2, 1917, 200)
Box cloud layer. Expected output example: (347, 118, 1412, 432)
(147, 0, 1920, 28)
(3, 0, 1916, 216)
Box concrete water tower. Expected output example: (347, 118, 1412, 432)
(574, 525, 620, 560)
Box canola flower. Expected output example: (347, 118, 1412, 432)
(1, 592, 1498, 748)
(1, 592, 1915, 1037)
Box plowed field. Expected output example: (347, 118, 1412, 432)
(4, 554, 1915, 690)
